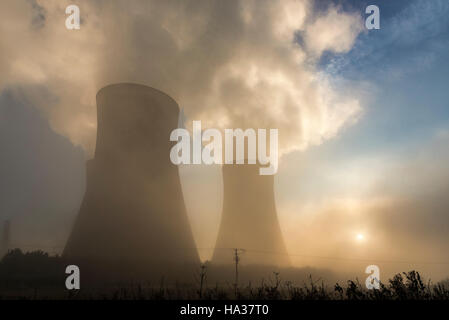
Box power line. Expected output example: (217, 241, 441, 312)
(194, 247, 449, 265)
(8, 244, 449, 266)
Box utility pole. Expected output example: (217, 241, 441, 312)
(1, 220, 11, 258)
(198, 262, 207, 299)
(233, 248, 245, 297)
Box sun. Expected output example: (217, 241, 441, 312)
(356, 233, 364, 241)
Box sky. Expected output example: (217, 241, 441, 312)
(0, 0, 449, 280)
(276, 0, 449, 279)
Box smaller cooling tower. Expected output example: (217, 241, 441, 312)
(63, 83, 199, 279)
(213, 163, 290, 267)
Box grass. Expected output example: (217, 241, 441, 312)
(1, 249, 449, 300)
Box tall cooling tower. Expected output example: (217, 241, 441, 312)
(212, 163, 290, 267)
(64, 83, 199, 278)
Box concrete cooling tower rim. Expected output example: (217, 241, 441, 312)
(97, 83, 180, 110)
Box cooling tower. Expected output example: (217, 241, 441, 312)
(212, 163, 290, 267)
(64, 83, 199, 279)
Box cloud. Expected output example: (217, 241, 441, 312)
(303, 5, 363, 57)
(324, 0, 449, 80)
(0, 0, 364, 156)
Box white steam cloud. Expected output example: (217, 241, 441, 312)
(0, 0, 364, 156)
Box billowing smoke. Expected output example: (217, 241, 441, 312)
(0, 0, 364, 156)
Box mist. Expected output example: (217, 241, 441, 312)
(1, 0, 449, 285)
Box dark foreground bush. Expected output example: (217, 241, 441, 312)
(0, 249, 65, 289)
